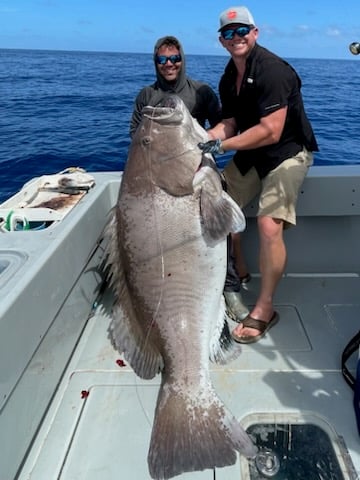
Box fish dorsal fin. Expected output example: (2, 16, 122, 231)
(102, 209, 164, 379)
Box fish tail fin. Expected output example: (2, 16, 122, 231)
(147, 383, 257, 479)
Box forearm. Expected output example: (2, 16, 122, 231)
(199, 108, 286, 156)
(199, 123, 280, 156)
(207, 118, 237, 141)
(221, 123, 279, 152)
(220, 107, 287, 152)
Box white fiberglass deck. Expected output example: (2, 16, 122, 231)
(17, 274, 360, 480)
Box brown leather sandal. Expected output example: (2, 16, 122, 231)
(231, 312, 279, 344)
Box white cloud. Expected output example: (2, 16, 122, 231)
(296, 24, 311, 32)
(327, 27, 341, 37)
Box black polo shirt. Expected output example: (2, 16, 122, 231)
(219, 44, 318, 178)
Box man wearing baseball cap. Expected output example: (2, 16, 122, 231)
(199, 6, 318, 343)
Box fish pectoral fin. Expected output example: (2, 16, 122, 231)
(222, 190, 247, 233)
(193, 164, 222, 199)
(193, 165, 246, 242)
(198, 181, 246, 243)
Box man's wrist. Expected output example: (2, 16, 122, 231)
(206, 130, 216, 140)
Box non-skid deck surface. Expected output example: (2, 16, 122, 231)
(19, 275, 360, 480)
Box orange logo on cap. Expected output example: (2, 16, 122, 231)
(227, 10, 237, 20)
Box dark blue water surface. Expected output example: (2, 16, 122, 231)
(1, 49, 359, 203)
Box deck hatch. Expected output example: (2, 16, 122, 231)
(240, 414, 357, 480)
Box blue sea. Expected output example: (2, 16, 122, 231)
(1, 48, 359, 204)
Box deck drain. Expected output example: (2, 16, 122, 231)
(255, 449, 280, 477)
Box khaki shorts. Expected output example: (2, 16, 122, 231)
(223, 148, 314, 227)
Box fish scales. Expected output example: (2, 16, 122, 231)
(104, 95, 257, 479)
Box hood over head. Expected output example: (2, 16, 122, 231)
(153, 35, 187, 93)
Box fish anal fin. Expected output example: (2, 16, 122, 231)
(209, 296, 242, 365)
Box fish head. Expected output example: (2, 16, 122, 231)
(130, 95, 209, 196)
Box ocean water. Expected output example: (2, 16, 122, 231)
(1, 48, 359, 203)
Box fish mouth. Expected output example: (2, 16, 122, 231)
(142, 95, 184, 124)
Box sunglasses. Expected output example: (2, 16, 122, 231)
(156, 54, 182, 65)
(221, 25, 253, 40)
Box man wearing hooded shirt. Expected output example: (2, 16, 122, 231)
(130, 35, 221, 138)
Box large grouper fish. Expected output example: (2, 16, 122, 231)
(103, 95, 257, 479)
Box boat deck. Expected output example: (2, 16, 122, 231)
(18, 273, 360, 479)
(1, 169, 359, 479)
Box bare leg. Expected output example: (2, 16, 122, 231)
(232, 216, 286, 338)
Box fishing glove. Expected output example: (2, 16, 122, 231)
(198, 139, 224, 155)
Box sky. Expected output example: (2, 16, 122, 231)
(1, 0, 360, 60)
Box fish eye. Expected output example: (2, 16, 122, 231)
(142, 136, 151, 145)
